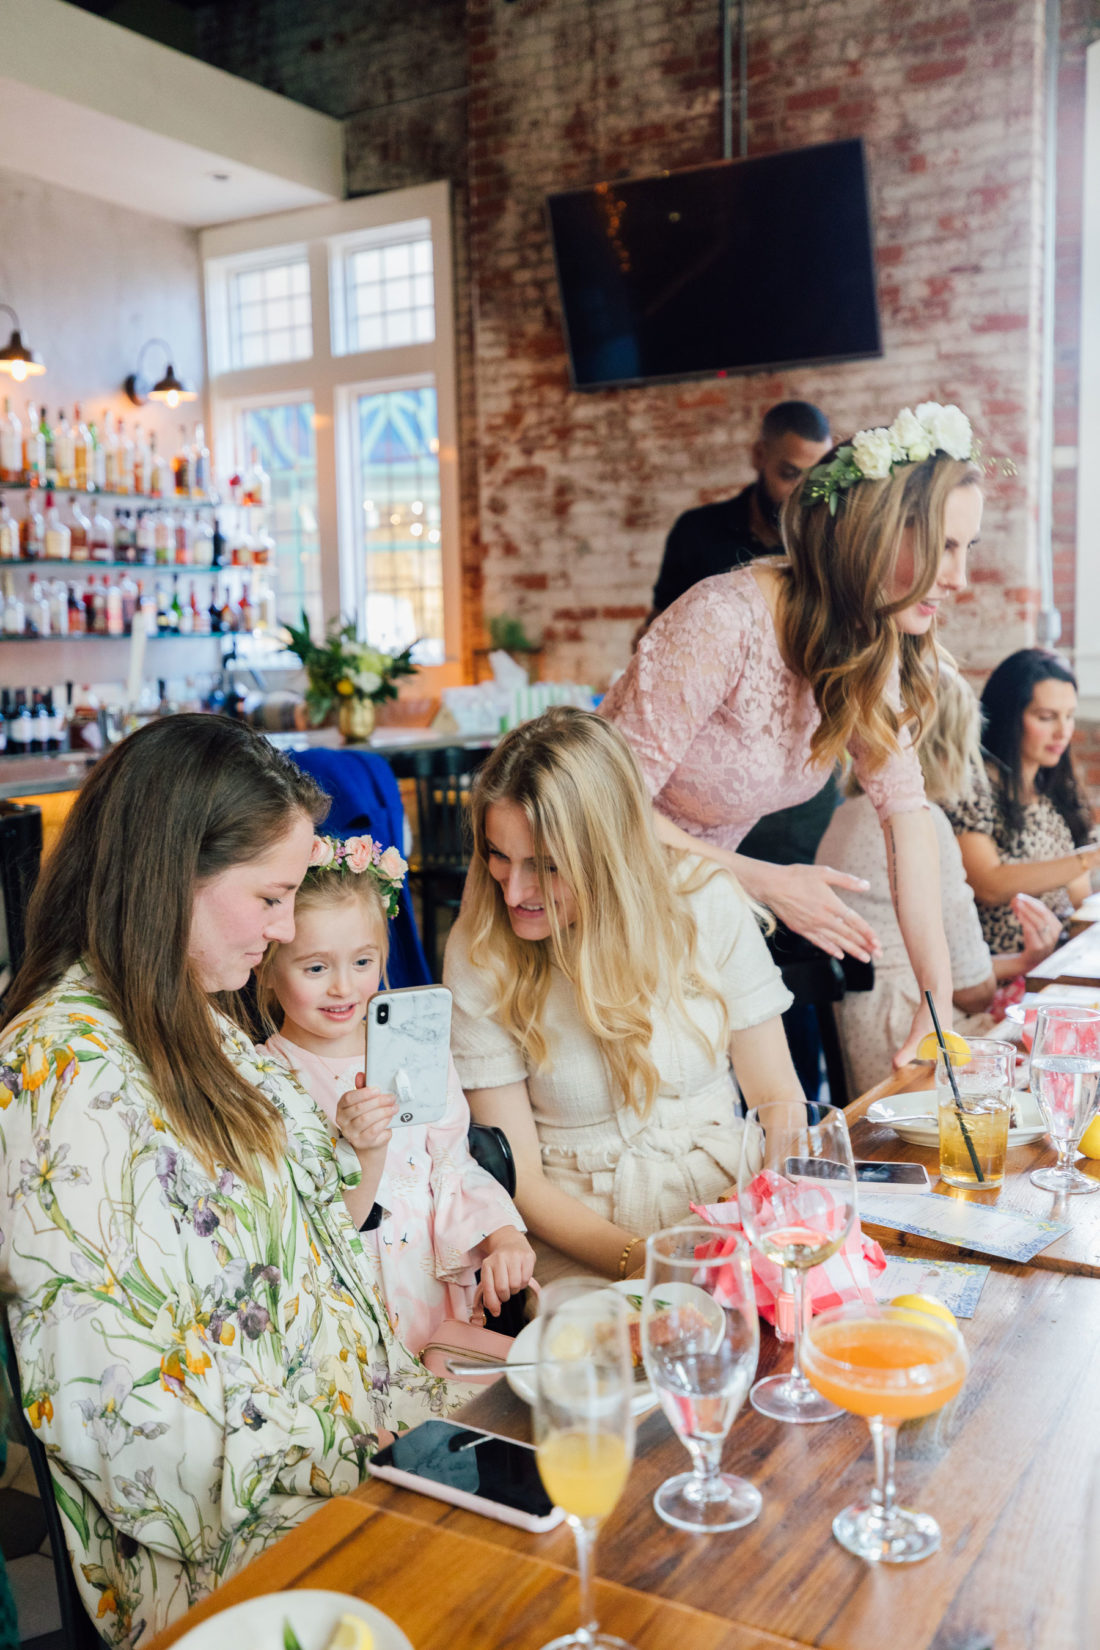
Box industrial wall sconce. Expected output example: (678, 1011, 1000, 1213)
(0, 304, 46, 381)
(123, 338, 197, 409)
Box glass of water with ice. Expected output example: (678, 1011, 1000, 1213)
(1029, 1004, 1100, 1195)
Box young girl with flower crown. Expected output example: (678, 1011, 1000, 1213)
(258, 832, 535, 1354)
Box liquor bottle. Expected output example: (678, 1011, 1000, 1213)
(173, 426, 191, 498)
(258, 578, 278, 631)
(211, 514, 226, 567)
(32, 691, 51, 752)
(117, 420, 135, 496)
(27, 580, 50, 637)
(137, 580, 158, 638)
(219, 581, 236, 633)
(0, 397, 22, 484)
(113, 507, 128, 561)
(72, 404, 92, 491)
(43, 492, 71, 560)
(69, 496, 91, 561)
(3, 573, 24, 636)
(178, 578, 195, 635)
(154, 579, 169, 634)
(242, 445, 271, 508)
(105, 573, 124, 637)
(54, 409, 75, 490)
(149, 432, 169, 499)
(169, 576, 183, 633)
(118, 571, 138, 633)
(14, 692, 38, 754)
(208, 583, 222, 635)
(192, 423, 210, 498)
(44, 689, 62, 753)
(90, 503, 113, 562)
(0, 501, 17, 560)
(21, 492, 44, 559)
(23, 402, 44, 488)
(174, 513, 192, 565)
(154, 509, 172, 565)
(135, 510, 155, 566)
(102, 412, 120, 493)
(89, 416, 106, 492)
(40, 407, 56, 488)
(193, 515, 214, 568)
(90, 576, 107, 636)
(48, 581, 68, 636)
(0, 694, 9, 755)
(238, 584, 254, 633)
(67, 581, 85, 635)
(131, 425, 149, 497)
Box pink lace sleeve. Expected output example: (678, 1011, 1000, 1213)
(600, 579, 749, 798)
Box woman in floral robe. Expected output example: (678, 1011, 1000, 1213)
(0, 717, 461, 1648)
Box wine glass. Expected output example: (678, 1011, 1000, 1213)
(1029, 1004, 1100, 1195)
(737, 1100, 857, 1423)
(802, 1301, 969, 1563)
(533, 1279, 637, 1650)
(642, 1224, 761, 1532)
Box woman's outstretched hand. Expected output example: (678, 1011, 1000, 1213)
(1014, 892, 1063, 971)
(758, 862, 881, 963)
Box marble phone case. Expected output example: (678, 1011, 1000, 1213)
(365, 985, 452, 1127)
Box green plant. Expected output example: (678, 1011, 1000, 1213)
(488, 612, 540, 652)
(283, 613, 418, 727)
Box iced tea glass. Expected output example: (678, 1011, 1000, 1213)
(935, 1037, 1014, 1189)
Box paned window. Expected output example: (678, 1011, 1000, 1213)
(228, 258, 312, 369)
(337, 223, 434, 355)
(353, 386, 442, 661)
(239, 401, 321, 637)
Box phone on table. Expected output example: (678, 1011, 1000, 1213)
(366, 1419, 565, 1532)
(784, 1156, 931, 1191)
(365, 985, 452, 1128)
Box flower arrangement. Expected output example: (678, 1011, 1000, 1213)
(284, 613, 418, 726)
(306, 832, 409, 919)
(803, 402, 976, 516)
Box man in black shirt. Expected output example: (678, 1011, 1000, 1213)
(645, 401, 842, 1102)
(651, 399, 831, 613)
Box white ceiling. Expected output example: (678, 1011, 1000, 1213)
(0, 0, 344, 227)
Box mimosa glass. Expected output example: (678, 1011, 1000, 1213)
(533, 1279, 637, 1650)
(802, 1301, 969, 1563)
(1029, 1004, 1100, 1194)
(642, 1225, 760, 1532)
(737, 1100, 857, 1423)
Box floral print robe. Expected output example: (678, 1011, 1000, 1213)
(0, 966, 460, 1647)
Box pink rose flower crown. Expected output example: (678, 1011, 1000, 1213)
(305, 831, 409, 919)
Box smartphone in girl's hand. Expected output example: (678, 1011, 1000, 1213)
(365, 985, 452, 1127)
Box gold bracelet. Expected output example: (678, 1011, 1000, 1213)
(1080, 850, 1091, 877)
(618, 1236, 643, 1279)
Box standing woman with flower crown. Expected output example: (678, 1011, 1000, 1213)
(602, 403, 984, 1067)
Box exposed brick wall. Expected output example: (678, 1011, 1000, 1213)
(196, 0, 1094, 698)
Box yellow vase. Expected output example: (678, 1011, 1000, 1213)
(337, 697, 376, 744)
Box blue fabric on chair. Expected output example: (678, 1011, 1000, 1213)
(287, 747, 431, 989)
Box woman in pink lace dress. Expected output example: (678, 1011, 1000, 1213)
(602, 404, 984, 1068)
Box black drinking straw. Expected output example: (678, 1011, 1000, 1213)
(925, 989, 985, 1185)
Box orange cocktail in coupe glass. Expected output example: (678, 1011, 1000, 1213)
(802, 1302, 969, 1563)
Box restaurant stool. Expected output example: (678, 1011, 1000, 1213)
(0, 801, 42, 1001)
(386, 746, 489, 982)
(1, 1309, 105, 1649)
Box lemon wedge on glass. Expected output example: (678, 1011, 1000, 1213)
(1078, 1116, 1100, 1159)
(324, 1616, 374, 1650)
(891, 1293, 957, 1327)
(915, 1030, 971, 1066)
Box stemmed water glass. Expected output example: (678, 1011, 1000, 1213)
(1029, 1004, 1100, 1195)
(642, 1224, 760, 1532)
(533, 1279, 637, 1650)
(737, 1100, 857, 1423)
(802, 1301, 969, 1563)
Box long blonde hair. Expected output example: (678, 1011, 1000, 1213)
(463, 708, 732, 1114)
(918, 659, 983, 806)
(777, 453, 981, 772)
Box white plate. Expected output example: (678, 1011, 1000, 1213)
(1004, 986, 1100, 1023)
(867, 1087, 1048, 1147)
(173, 1589, 414, 1650)
(506, 1279, 718, 1415)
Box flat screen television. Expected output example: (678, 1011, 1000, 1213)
(546, 138, 882, 391)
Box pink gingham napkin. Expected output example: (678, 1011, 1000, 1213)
(691, 1169, 886, 1333)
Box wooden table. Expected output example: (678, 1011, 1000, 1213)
(846, 1063, 1100, 1277)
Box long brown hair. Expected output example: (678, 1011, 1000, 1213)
(461, 708, 732, 1114)
(2, 715, 327, 1180)
(777, 453, 981, 771)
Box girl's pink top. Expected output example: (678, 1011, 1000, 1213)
(262, 1034, 526, 1355)
(601, 567, 926, 850)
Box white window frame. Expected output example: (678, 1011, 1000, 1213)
(1075, 39, 1100, 710)
(200, 182, 462, 687)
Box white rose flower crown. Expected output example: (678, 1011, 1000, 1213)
(802, 402, 1004, 517)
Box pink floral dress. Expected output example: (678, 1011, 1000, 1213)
(601, 567, 926, 847)
(263, 1036, 526, 1354)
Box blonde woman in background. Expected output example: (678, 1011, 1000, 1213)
(816, 664, 1063, 1097)
(443, 708, 802, 1281)
(601, 404, 984, 1067)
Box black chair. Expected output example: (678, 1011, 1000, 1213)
(387, 746, 487, 980)
(0, 801, 42, 1000)
(1, 1309, 104, 1649)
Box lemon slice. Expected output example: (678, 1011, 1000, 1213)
(548, 1323, 588, 1361)
(324, 1615, 374, 1650)
(915, 1030, 971, 1065)
(891, 1293, 956, 1326)
(1079, 1116, 1100, 1159)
